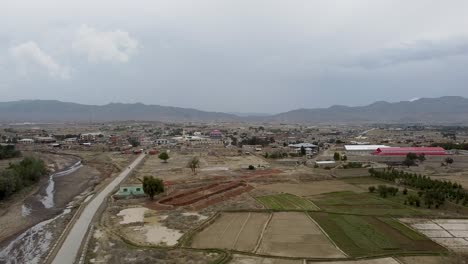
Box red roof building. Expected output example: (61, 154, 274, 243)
(373, 147, 447, 156)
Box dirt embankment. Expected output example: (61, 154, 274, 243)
(0, 152, 101, 245)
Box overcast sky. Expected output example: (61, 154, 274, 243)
(1, 0, 468, 113)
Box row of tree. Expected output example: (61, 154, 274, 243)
(0, 157, 48, 200)
(369, 167, 466, 208)
(0, 145, 21, 160)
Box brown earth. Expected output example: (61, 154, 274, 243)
(191, 212, 269, 252)
(256, 212, 346, 258)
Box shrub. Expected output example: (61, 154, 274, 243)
(368, 186, 376, 193)
(248, 165, 255, 170)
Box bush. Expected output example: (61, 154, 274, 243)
(403, 188, 408, 195)
(0, 145, 20, 160)
(368, 186, 376, 193)
(378, 185, 388, 198)
(248, 165, 255, 170)
(0, 157, 47, 200)
(343, 162, 363, 169)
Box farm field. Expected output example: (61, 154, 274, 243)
(256, 193, 319, 210)
(400, 218, 468, 252)
(311, 191, 429, 216)
(230, 254, 301, 264)
(256, 212, 346, 258)
(253, 181, 364, 196)
(310, 212, 446, 257)
(396, 255, 447, 264)
(307, 258, 400, 264)
(192, 212, 346, 258)
(191, 212, 270, 252)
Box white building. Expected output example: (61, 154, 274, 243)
(155, 138, 170, 145)
(344, 145, 389, 155)
(18, 138, 34, 144)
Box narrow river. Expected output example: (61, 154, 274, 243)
(0, 160, 83, 264)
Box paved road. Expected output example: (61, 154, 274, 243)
(51, 153, 146, 264)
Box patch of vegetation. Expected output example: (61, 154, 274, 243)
(310, 212, 446, 257)
(0, 145, 20, 160)
(256, 193, 319, 210)
(0, 157, 47, 200)
(369, 168, 467, 208)
(138, 176, 164, 200)
(311, 191, 427, 216)
(342, 162, 363, 169)
(158, 152, 170, 163)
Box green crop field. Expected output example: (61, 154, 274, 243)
(256, 193, 319, 210)
(310, 212, 446, 257)
(311, 191, 429, 216)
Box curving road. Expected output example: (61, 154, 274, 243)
(51, 153, 146, 264)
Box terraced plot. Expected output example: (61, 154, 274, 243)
(311, 212, 445, 257)
(256, 193, 319, 210)
(191, 212, 346, 258)
(256, 212, 346, 258)
(191, 212, 269, 252)
(400, 218, 468, 252)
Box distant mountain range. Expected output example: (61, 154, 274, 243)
(1, 96, 468, 124)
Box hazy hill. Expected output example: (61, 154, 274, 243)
(0, 100, 238, 122)
(1, 96, 468, 124)
(267, 96, 468, 124)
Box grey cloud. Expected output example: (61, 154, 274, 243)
(354, 37, 468, 68)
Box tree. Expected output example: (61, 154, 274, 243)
(342, 155, 347, 161)
(128, 138, 140, 147)
(300, 146, 306, 156)
(417, 154, 426, 163)
(138, 176, 164, 200)
(445, 157, 454, 165)
(406, 152, 418, 161)
(333, 152, 341, 161)
(158, 152, 169, 163)
(368, 186, 376, 193)
(403, 157, 415, 167)
(378, 185, 388, 198)
(187, 157, 200, 175)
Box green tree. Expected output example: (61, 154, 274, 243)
(300, 146, 306, 156)
(445, 157, 454, 165)
(187, 157, 200, 175)
(417, 154, 426, 163)
(128, 138, 140, 147)
(138, 176, 164, 200)
(333, 152, 341, 161)
(158, 152, 169, 163)
(403, 157, 415, 167)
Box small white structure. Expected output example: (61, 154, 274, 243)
(18, 138, 34, 144)
(344, 145, 389, 155)
(315, 160, 336, 168)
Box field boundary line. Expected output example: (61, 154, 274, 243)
(220, 213, 238, 241)
(253, 212, 272, 253)
(232, 212, 251, 250)
(306, 212, 349, 258)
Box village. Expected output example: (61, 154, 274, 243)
(1, 121, 468, 264)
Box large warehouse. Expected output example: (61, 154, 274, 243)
(372, 147, 447, 156)
(344, 145, 389, 155)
